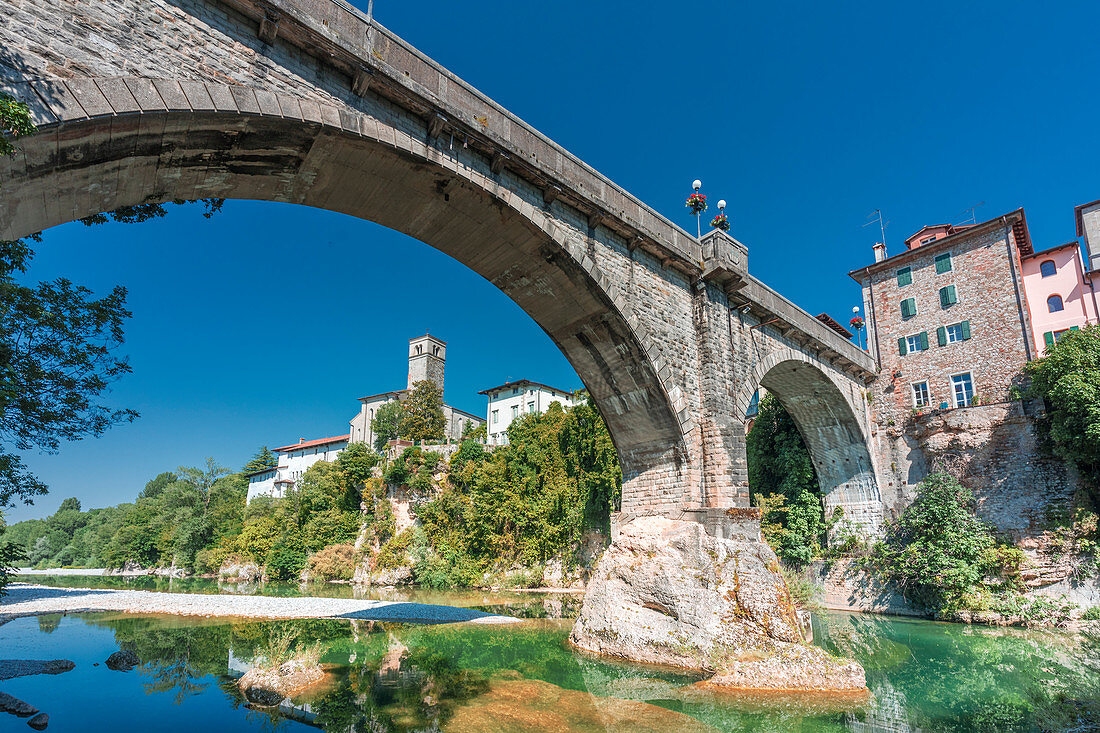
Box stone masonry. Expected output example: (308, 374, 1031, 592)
(0, 0, 881, 529)
(852, 213, 1035, 515)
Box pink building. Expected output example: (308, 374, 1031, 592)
(1020, 240, 1099, 355)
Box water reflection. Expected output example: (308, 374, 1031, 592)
(2, 606, 1097, 732)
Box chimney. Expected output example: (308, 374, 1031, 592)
(299, 438, 305, 444)
(873, 242, 887, 263)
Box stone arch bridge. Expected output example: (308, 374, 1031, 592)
(0, 0, 883, 531)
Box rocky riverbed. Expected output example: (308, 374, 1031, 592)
(0, 584, 519, 624)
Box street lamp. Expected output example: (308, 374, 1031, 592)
(851, 305, 865, 350)
(688, 179, 704, 240)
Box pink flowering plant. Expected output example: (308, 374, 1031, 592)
(686, 193, 707, 214)
(850, 316, 865, 330)
(711, 214, 730, 231)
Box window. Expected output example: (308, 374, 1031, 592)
(937, 321, 971, 345)
(492, 409, 499, 424)
(920, 236, 937, 245)
(416, 345, 422, 354)
(527, 401, 535, 413)
(512, 388, 518, 395)
(1047, 294, 1064, 313)
(511, 405, 519, 419)
(912, 381, 931, 408)
(896, 267, 912, 287)
(1043, 326, 1080, 349)
(746, 390, 760, 418)
(951, 373, 975, 407)
(899, 332, 928, 354)
(935, 252, 953, 274)
(900, 297, 917, 319)
(939, 285, 957, 308)
(1040, 260, 1057, 278)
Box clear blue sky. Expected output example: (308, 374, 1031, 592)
(9, 0, 1099, 521)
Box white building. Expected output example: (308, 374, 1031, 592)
(245, 434, 349, 503)
(480, 379, 581, 446)
(348, 335, 484, 448)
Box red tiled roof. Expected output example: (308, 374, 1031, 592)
(815, 313, 854, 339)
(274, 435, 349, 453)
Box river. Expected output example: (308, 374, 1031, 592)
(2, 575, 1097, 731)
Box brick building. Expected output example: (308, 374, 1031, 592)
(850, 210, 1035, 422)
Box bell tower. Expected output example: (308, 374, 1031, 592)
(407, 334, 446, 391)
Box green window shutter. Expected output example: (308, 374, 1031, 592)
(901, 298, 916, 318)
(1043, 331, 1055, 348)
(939, 285, 957, 307)
(898, 337, 907, 356)
(935, 253, 953, 273)
(919, 331, 929, 351)
(960, 320, 971, 340)
(937, 326, 947, 346)
(897, 267, 912, 286)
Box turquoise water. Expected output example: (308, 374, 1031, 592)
(1, 583, 1097, 731)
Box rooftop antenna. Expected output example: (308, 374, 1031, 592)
(955, 201, 985, 226)
(862, 209, 889, 248)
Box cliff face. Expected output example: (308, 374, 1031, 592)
(570, 516, 867, 693)
(874, 400, 1090, 587)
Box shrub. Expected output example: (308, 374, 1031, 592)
(870, 472, 996, 612)
(782, 566, 824, 612)
(193, 543, 233, 575)
(1083, 605, 1100, 620)
(265, 537, 307, 581)
(375, 528, 417, 570)
(306, 543, 356, 581)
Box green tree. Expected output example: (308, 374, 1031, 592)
(139, 472, 177, 500)
(334, 442, 379, 510)
(0, 241, 138, 508)
(242, 446, 277, 473)
(371, 400, 404, 451)
(746, 394, 825, 567)
(401, 380, 445, 444)
(871, 471, 995, 612)
(1026, 325, 1100, 499)
(462, 420, 487, 442)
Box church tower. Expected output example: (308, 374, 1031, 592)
(407, 334, 446, 391)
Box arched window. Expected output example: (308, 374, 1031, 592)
(1047, 294, 1064, 313)
(1040, 260, 1057, 278)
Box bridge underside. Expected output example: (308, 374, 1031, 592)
(0, 0, 881, 531)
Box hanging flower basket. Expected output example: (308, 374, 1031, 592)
(710, 214, 730, 231)
(850, 316, 865, 330)
(686, 193, 707, 214)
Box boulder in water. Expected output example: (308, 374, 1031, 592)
(105, 650, 140, 671)
(0, 691, 37, 717)
(27, 712, 48, 730)
(569, 516, 866, 693)
(238, 660, 324, 706)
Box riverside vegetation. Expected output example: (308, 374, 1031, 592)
(3, 394, 621, 590)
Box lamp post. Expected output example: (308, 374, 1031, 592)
(693, 180, 702, 240)
(851, 306, 865, 350)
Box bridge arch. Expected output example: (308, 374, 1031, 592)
(736, 348, 882, 534)
(0, 83, 688, 498)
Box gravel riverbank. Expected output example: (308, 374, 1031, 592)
(0, 584, 519, 624)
